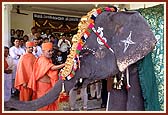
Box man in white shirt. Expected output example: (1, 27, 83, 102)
(9, 38, 25, 95)
(9, 38, 25, 79)
(57, 35, 71, 62)
(27, 27, 37, 41)
(4, 46, 15, 102)
(41, 28, 51, 39)
(32, 38, 42, 58)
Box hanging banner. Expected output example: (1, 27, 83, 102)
(33, 13, 80, 22)
(33, 13, 80, 33)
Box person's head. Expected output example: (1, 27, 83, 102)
(13, 38, 20, 47)
(11, 29, 15, 36)
(50, 35, 55, 42)
(34, 32, 41, 39)
(42, 42, 53, 58)
(23, 35, 29, 42)
(19, 38, 25, 46)
(31, 27, 36, 34)
(16, 29, 21, 36)
(4, 46, 9, 57)
(45, 29, 50, 35)
(26, 41, 34, 53)
(37, 28, 42, 34)
(43, 37, 49, 43)
(50, 28, 54, 33)
(38, 37, 43, 46)
(55, 33, 60, 39)
(33, 38, 40, 46)
(61, 34, 66, 41)
(57, 51, 62, 56)
(20, 30, 24, 36)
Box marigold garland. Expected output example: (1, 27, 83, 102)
(59, 7, 117, 80)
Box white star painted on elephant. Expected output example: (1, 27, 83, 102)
(121, 31, 135, 53)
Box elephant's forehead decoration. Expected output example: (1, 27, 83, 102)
(59, 6, 117, 80)
(96, 27, 107, 45)
(90, 24, 114, 53)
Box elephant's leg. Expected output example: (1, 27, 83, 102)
(126, 64, 145, 111)
(108, 64, 145, 111)
(108, 88, 127, 110)
(69, 87, 78, 110)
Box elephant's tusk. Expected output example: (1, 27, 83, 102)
(126, 67, 131, 90)
(106, 92, 111, 111)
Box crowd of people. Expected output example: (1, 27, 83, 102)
(4, 27, 108, 111)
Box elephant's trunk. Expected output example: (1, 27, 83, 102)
(5, 80, 63, 111)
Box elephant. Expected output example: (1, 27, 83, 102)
(5, 7, 159, 111)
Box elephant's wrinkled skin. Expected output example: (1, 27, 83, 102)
(5, 10, 156, 111)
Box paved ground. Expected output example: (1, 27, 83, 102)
(58, 98, 105, 111)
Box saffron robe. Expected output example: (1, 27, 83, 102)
(15, 53, 36, 101)
(28, 56, 59, 111)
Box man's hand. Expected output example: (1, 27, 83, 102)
(34, 47, 37, 53)
(17, 54, 21, 59)
(22, 83, 27, 88)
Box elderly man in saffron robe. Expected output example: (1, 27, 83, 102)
(15, 41, 36, 101)
(28, 42, 65, 111)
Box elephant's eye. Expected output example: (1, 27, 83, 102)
(80, 47, 96, 57)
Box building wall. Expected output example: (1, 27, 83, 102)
(11, 11, 33, 35)
(129, 3, 161, 10)
(11, 10, 80, 35)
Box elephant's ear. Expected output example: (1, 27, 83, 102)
(111, 11, 156, 72)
